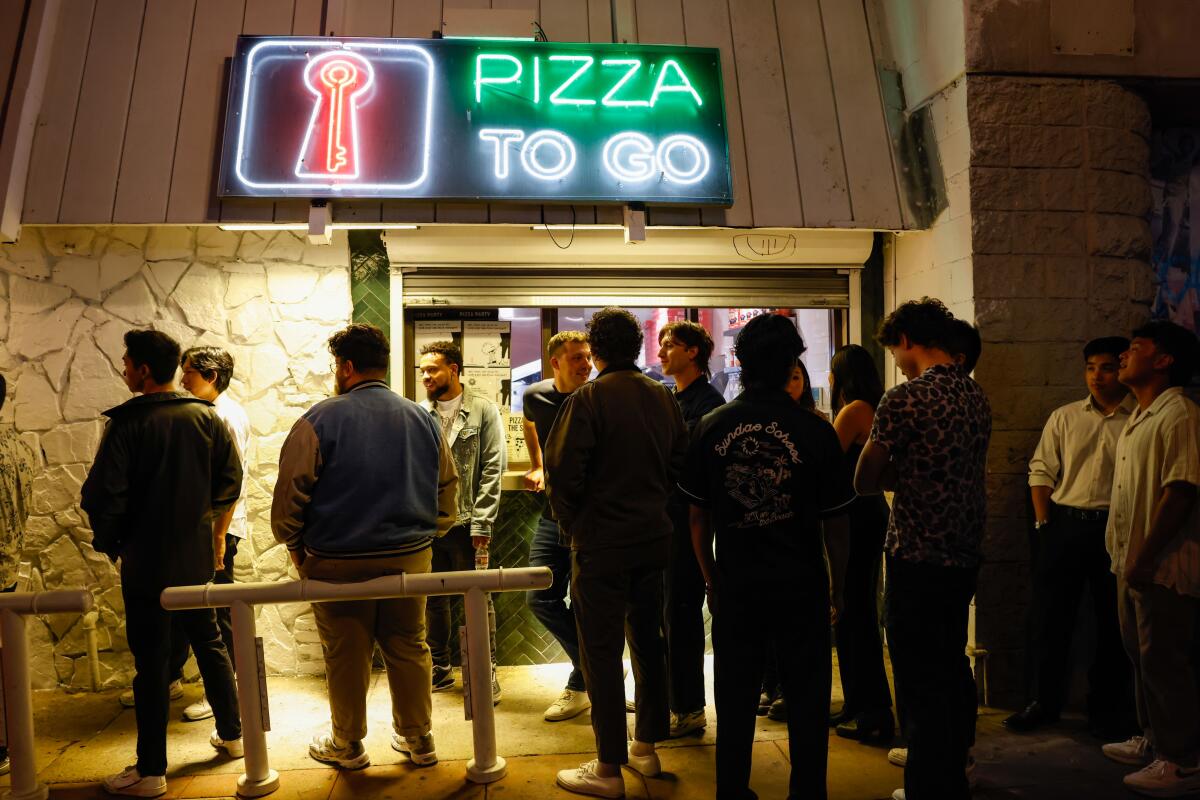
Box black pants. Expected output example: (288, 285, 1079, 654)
(714, 578, 831, 800)
(666, 524, 707, 714)
(426, 525, 496, 669)
(834, 499, 892, 716)
(123, 590, 241, 776)
(571, 541, 670, 764)
(885, 556, 977, 800)
(1028, 507, 1132, 726)
(170, 535, 239, 677)
(527, 516, 585, 691)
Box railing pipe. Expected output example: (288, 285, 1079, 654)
(229, 600, 278, 798)
(0, 590, 94, 800)
(160, 567, 550, 610)
(463, 585, 504, 783)
(160, 567, 552, 794)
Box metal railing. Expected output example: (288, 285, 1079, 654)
(160, 566, 552, 797)
(0, 589, 95, 800)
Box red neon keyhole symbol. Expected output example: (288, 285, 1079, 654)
(297, 50, 374, 179)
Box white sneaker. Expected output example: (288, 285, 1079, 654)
(891, 791, 905, 800)
(626, 743, 661, 778)
(119, 680, 183, 709)
(545, 688, 592, 722)
(668, 709, 706, 738)
(887, 747, 907, 767)
(308, 734, 370, 770)
(1104, 735, 1155, 766)
(103, 766, 167, 797)
(0, 755, 9, 776)
(556, 759, 625, 798)
(1123, 759, 1200, 797)
(210, 730, 244, 758)
(183, 698, 213, 721)
(391, 732, 437, 766)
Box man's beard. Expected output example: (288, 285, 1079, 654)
(425, 381, 449, 401)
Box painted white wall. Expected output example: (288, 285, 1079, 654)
(0, 225, 351, 688)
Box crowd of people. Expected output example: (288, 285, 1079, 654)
(0, 299, 1197, 800)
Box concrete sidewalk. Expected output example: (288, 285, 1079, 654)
(1, 663, 1141, 799)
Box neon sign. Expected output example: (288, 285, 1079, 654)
(219, 36, 732, 204)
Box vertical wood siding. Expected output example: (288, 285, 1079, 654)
(21, 0, 905, 229)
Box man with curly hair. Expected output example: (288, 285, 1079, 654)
(545, 307, 688, 798)
(855, 298, 991, 800)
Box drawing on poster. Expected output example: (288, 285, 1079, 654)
(465, 366, 512, 409)
(464, 321, 512, 367)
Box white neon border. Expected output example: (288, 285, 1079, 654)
(233, 39, 435, 192)
(294, 50, 376, 180)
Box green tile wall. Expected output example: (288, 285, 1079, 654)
(348, 229, 391, 380)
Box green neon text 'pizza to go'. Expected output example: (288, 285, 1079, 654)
(474, 53, 704, 108)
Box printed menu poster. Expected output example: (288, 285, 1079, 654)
(463, 321, 511, 367)
(464, 366, 511, 408)
(414, 320, 462, 354)
(505, 410, 529, 464)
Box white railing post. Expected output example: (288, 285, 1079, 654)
(463, 585, 504, 783)
(1, 608, 48, 800)
(229, 600, 278, 798)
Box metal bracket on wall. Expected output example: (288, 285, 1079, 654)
(308, 201, 332, 245)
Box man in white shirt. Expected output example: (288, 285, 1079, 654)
(1099, 321, 1200, 798)
(176, 346, 251, 721)
(1006, 337, 1135, 738)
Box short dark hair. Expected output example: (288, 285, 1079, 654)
(547, 330, 588, 359)
(876, 297, 955, 351)
(329, 323, 390, 372)
(947, 318, 982, 373)
(586, 307, 643, 365)
(181, 346, 234, 393)
(1084, 336, 1130, 362)
(829, 344, 884, 412)
(659, 321, 715, 378)
(419, 340, 463, 373)
(736, 313, 806, 390)
(1130, 320, 1200, 387)
(124, 329, 181, 384)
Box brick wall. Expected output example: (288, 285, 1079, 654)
(967, 76, 1154, 706)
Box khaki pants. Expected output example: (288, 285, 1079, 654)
(1117, 578, 1200, 764)
(301, 548, 433, 742)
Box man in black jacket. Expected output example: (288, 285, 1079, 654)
(81, 330, 244, 797)
(545, 307, 688, 799)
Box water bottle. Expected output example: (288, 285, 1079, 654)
(474, 543, 489, 570)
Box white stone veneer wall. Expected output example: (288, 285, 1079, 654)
(0, 226, 352, 689)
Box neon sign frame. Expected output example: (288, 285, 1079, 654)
(233, 40, 435, 193)
(218, 36, 732, 205)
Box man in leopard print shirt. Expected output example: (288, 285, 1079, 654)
(855, 298, 991, 800)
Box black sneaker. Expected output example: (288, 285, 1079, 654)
(432, 665, 454, 691)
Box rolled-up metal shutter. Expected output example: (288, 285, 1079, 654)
(400, 265, 850, 308)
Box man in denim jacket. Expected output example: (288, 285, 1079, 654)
(419, 340, 506, 702)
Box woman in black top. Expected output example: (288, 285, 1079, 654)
(828, 345, 895, 742)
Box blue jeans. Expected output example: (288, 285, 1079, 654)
(526, 517, 585, 691)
